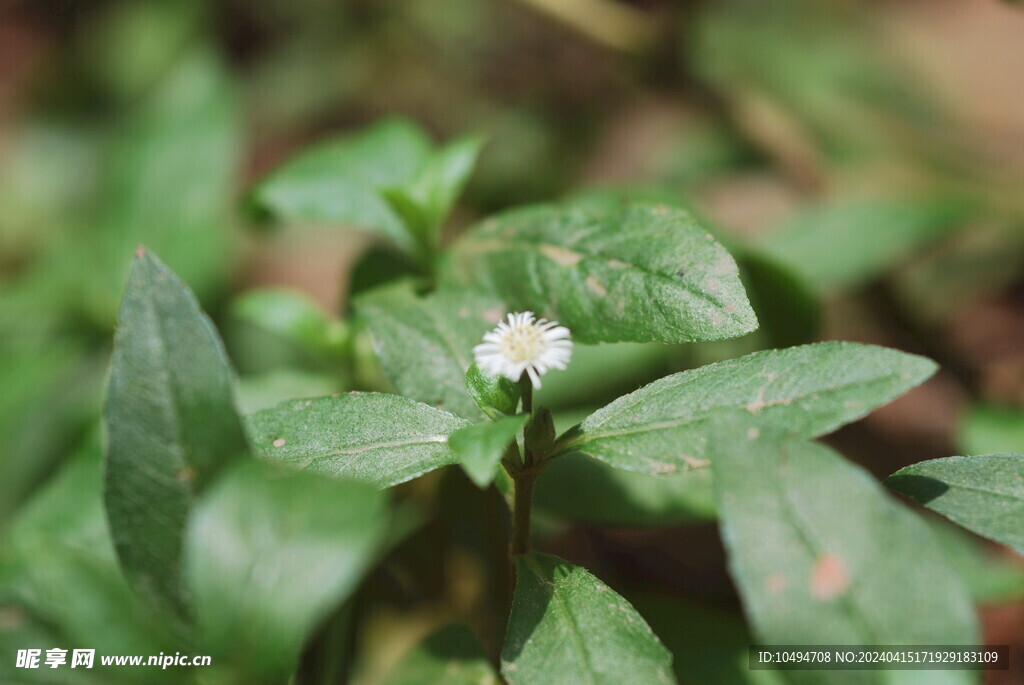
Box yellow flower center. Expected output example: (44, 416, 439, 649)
(500, 327, 547, 363)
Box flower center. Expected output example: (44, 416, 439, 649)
(500, 327, 547, 363)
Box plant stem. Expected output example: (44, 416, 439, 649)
(510, 471, 535, 556)
(511, 376, 537, 556)
(519, 377, 533, 416)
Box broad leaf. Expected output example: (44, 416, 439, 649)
(247, 392, 470, 488)
(677, 249, 822, 371)
(186, 461, 386, 680)
(444, 202, 757, 344)
(557, 342, 935, 475)
(466, 362, 521, 419)
(249, 117, 432, 254)
(449, 415, 527, 488)
(887, 455, 1024, 556)
(355, 282, 504, 419)
(383, 623, 499, 685)
(534, 453, 715, 526)
(232, 288, 348, 359)
(959, 404, 1024, 456)
(757, 198, 969, 293)
(502, 553, 675, 685)
(556, 198, 819, 358)
(713, 418, 977, 685)
(104, 250, 248, 618)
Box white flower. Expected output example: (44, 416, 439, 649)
(473, 312, 572, 389)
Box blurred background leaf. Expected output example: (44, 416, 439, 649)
(187, 461, 389, 681)
(959, 404, 1024, 455)
(0, 433, 179, 684)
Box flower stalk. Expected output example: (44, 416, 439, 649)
(473, 311, 572, 557)
(510, 377, 539, 556)
(510, 469, 536, 556)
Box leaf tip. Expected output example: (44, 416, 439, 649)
(892, 350, 940, 391)
(884, 469, 950, 504)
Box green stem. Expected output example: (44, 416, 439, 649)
(518, 377, 536, 478)
(510, 471, 536, 556)
(519, 377, 533, 417)
(510, 376, 537, 556)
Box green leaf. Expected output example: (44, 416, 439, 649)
(449, 415, 527, 488)
(405, 135, 484, 234)
(186, 461, 387, 680)
(887, 454, 1024, 556)
(525, 407, 556, 457)
(55, 49, 240, 327)
(756, 198, 969, 293)
(247, 392, 470, 488)
(893, 224, 1024, 324)
(534, 453, 715, 526)
(381, 187, 434, 253)
(348, 244, 423, 301)
(0, 122, 100, 260)
(83, 0, 203, 98)
(631, 595, 785, 685)
(0, 340, 96, 528)
(444, 202, 757, 344)
(232, 288, 348, 359)
(382, 623, 499, 685)
(557, 342, 935, 475)
(536, 341, 669, 410)
(235, 369, 339, 415)
(0, 601, 75, 685)
(380, 135, 482, 259)
(691, 0, 952, 162)
(502, 553, 675, 685)
(712, 417, 977, 684)
(676, 249, 822, 371)
(466, 362, 521, 419)
(735, 249, 820, 349)
(959, 404, 1024, 455)
(5, 433, 176, 668)
(104, 250, 249, 619)
(355, 282, 504, 419)
(927, 518, 1024, 605)
(249, 117, 432, 254)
